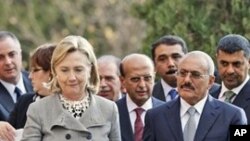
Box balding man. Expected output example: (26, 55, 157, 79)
(97, 55, 124, 101)
(143, 51, 247, 141)
(116, 53, 164, 141)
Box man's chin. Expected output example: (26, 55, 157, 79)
(224, 82, 238, 90)
(2, 76, 18, 83)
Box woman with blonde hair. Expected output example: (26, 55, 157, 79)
(21, 36, 121, 141)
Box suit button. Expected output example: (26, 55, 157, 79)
(65, 134, 71, 140)
(86, 134, 92, 140)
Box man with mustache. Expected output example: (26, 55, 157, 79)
(210, 34, 250, 123)
(143, 51, 247, 141)
(97, 55, 125, 101)
(0, 31, 33, 121)
(151, 35, 188, 102)
(116, 54, 164, 141)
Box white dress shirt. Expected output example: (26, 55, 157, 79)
(218, 75, 249, 102)
(180, 94, 208, 132)
(0, 73, 26, 102)
(126, 95, 153, 133)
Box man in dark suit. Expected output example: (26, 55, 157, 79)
(151, 35, 188, 102)
(116, 54, 164, 141)
(0, 31, 33, 121)
(143, 51, 247, 141)
(210, 34, 250, 123)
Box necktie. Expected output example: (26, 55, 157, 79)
(15, 87, 22, 100)
(168, 89, 177, 100)
(224, 91, 235, 103)
(183, 107, 196, 141)
(134, 108, 144, 141)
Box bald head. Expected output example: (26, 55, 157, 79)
(98, 55, 121, 76)
(120, 53, 154, 77)
(97, 55, 122, 101)
(120, 53, 155, 106)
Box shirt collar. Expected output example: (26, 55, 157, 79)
(126, 94, 153, 113)
(180, 93, 208, 117)
(161, 79, 176, 95)
(219, 75, 249, 98)
(0, 73, 26, 94)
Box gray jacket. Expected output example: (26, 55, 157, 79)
(21, 93, 121, 141)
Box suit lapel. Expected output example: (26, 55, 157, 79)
(79, 95, 106, 128)
(195, 96, 220, 141)
(152, 97, 164, 107)
(210, 85, 221, 99)
(22, 71, 33, 93)
(117, 97, 134, 141)
(49, 94, 106, 132)
(152, 81, 166, 101)
(233, 80, 250, 108)
(0, 82, 14, 112)
(49, 94, 88, 132)
(164, 98, 184, 141)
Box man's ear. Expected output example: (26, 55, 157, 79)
(208, 75, 215, 89)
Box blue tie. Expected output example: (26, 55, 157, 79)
(168, 89, 177, 100)
(15, 87, 22, 100)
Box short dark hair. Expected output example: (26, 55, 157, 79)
(151, 35, 188, 60)
(30, 43, 56, 71)
(217, 34, 250, 59)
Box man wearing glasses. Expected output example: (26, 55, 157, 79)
(143, 51, 247, 141)
(116, 53, 164, 141)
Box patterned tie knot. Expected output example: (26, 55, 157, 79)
(134, 108, 144, 116)
(224, 90, 235, 103)
(187, 107, 196, 116)
(168, 89, 178, 100)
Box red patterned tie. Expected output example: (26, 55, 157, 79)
(134, 108, 144, 141)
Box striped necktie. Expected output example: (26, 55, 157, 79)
(183, 107, 196, 141)
(134, 108, 144, 141)
(224, 90, 235, 103)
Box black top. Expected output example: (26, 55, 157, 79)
(8, 93, 36, 129)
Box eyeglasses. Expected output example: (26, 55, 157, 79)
(129, 75, 154, 83)
(177, 70, 209, 79)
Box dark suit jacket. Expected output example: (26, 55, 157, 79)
(116, 96, 164, 141)
(153, 80, 220, 101)
(0, 71, 33, 121)
(8, 93, 35, 129)
(143, 95, 247, 141)
(210, 80, 250, 124)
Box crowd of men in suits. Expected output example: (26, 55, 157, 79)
(0, 30, 249, 141)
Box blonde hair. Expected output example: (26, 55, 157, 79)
(49, 35, 99, 94)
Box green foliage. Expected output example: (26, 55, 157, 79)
(0, 0, 145, 69)
(132, 0, 250, 62)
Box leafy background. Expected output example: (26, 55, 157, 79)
(0, 0, 250, 68)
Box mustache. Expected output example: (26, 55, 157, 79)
(165, 69, 177, 75)
(180, 83, 195, 90)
